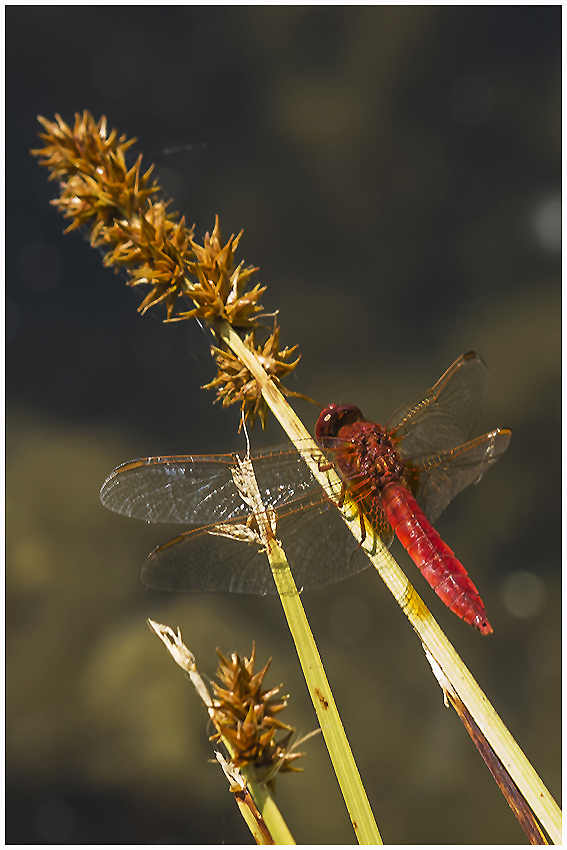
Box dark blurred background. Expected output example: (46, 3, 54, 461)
(6, 6, 560, 844)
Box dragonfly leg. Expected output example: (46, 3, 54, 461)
(358, 505, 367, 545)
(335, 481, 367, 544)
(317, 455, 368, 545)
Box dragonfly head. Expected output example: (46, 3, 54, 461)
(315, 404, 365, 447)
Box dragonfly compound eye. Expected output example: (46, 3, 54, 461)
(315, 404, 364, 444)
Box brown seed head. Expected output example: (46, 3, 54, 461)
(204, 322, 311, 428)
(210, 645, 304, 787)
(31, 112, 305, 425)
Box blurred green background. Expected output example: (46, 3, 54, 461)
(6, 6, 560, 844)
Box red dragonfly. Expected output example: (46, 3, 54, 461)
(100, 352, 510, 634)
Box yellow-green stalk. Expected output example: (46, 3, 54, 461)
(227, 443, 381, 844)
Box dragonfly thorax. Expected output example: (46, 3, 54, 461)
(337, 421, 405, 494)
(316, 405, 405, 495)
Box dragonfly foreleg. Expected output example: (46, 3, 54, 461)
(335, 479, 367, 544)
(337, 480, 347, 509)
(357, 504, 367, 545)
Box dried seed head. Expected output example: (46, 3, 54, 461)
(32, 113, 158, 234)
(203, 322, 313, 428)
(31, 112, 305, 425)
(168, 215, 266, 328)
(31, 112, 265, 328)
(210, 645, 305, 787)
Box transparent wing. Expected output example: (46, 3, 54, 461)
(408, 428, 512, 523)
(140, 494, 376, 594)
(387, 352, 490, 457)
(100, 444, 325, 525)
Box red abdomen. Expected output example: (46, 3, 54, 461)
(381, 482, 492, 635)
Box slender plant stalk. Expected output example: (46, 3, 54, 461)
(228, 447, 381, 843)
(240, 772, 295, 845)
(214, 752, 278, 845)
(422, 668, 549, 845)
(218, 320, 562, 845)
(240, 774, 295, 845)
(265, 537, 382, 844)
(233, 796, 275, 845)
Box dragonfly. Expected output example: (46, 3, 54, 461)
(100, 351, 511, 634)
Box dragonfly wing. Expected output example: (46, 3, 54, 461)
(141, 494, 377, 594)
(100, 445, 322, 525)
(239, 444, 327, 511)
(141, 524, 277, 594)
(408, 428, 512, 523)
(100, 454, 246, 524)
(386, 352, 490, 456)
(276, 499, 387, 591)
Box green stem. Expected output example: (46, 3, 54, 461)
(266, 537, 382, 844)
(243, 772, 297, 845)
